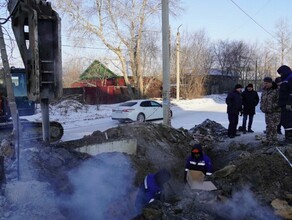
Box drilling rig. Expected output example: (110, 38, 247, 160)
(1, 0, 63, 142)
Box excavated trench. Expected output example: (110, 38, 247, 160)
(0, 120, 291, 219)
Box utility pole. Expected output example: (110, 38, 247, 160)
(162, 0, 171, 126)
(176, 25, 182, 101)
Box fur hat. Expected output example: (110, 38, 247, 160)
(234, 84, 243, 89)
(263, 77, 273, 83)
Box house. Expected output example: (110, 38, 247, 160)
(205, 69, 240, 94)
(71, 60, 125, 88)
(67, 60, 162, 104)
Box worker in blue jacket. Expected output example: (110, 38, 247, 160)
(135, 168, 171, 214)
(184, 144, 213, 183)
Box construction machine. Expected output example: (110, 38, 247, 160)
(0, 67, 63, 142)
(0, 67, 35, 121)
(0, 0, 64, 142)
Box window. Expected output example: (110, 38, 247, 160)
(150, 101, 161, 107)
(120, 102, 137, 107)
(140, 101, 151, 107)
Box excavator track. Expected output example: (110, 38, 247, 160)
(0, 120, 64, 142)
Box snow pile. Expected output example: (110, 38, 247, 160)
(24, 99, 114, 124)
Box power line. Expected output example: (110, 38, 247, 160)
(229, 0, 276, 40)
(62, 44, 108, 50)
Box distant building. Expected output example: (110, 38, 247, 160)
(205, 69, 239, 94)
(80, 60, 119, 80)
(67, 60, 162, 104)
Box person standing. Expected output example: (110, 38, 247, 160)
(260, 77, 281, 145)
(277, 65, 292, 143)
(275, 77, 283, 135)
(240, 83, 259, 133)
(226, 84, 243, 138)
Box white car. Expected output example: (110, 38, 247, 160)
(112, 99, 172, 122)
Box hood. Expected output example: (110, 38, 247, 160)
(277, 65, 292, 81)
(154, 168, 171, 187)
(191, 144, 203, 158)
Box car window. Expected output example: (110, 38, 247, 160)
(150, 101, 161, 107)
(120, 102, 137, 107)
(140, 101, 151, 107)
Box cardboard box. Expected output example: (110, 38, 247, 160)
(187, 170, 217, 191)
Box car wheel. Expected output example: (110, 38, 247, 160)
(137, 113, 145, 122)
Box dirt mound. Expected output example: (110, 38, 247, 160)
(59, 122, 291, 219)
(189, 118, 228, 144)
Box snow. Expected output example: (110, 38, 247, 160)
(22, 94, 266, 142)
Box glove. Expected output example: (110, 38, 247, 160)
(286, 105, 292, 111)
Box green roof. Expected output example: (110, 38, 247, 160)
(80, 60, 118, 80)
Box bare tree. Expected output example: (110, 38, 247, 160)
(172, 29, 213, 98)
(62, 58, 85, 88)
(0, 1, 21, 68)
(273, 18, 292, 65)
(212, 40, 255, 83)
(255, 44, 279, 80)
(54, 0, 182, 98)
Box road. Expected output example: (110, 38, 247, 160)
(60, 102, 233, 142)
(21, 97, 265, 143)
(61, 118, 118, 142)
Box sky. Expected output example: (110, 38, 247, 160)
(59, 0, 292, 68)
(3, 0, 292, 68)
(171, 0, 292, 44)
(22, 94, 267, 142)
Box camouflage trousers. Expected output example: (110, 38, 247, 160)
(265, 112, 281, 142)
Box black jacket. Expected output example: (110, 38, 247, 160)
(226, 90, 242, 115)
(241, 89, 259, 115)
(279, 73, 292, 107)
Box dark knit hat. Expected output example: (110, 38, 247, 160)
(263, 77, 273, 83)
(275, 77, 282, 84)
(191, 144, 203, 158)
(247, 83, 253, 88)
(277, 65, 291, 75)
(234, 84, 243, 89)
(192, 143, 203, 153)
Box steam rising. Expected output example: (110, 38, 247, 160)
(215, 187, 280, 220)
(61, 153, 136, 219)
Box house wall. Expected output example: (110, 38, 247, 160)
(205, 75, 239, 94)
(67, 77, 162, 104)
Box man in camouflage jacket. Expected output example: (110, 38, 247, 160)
(260, 77, 281, 144)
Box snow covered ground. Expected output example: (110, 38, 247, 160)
(22, 94, 266, 142)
